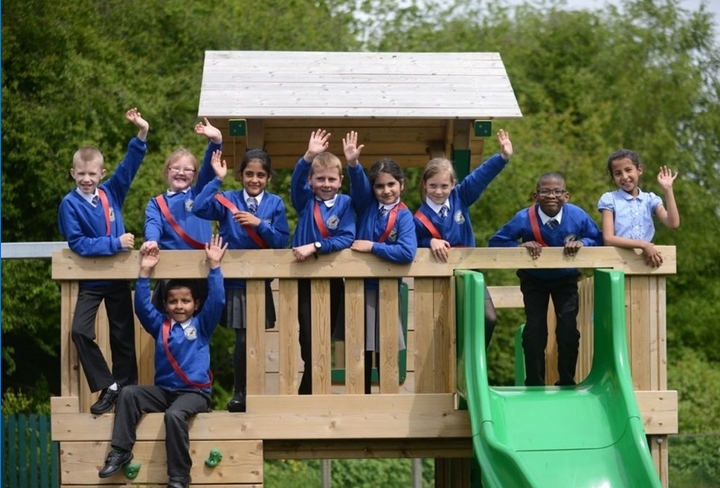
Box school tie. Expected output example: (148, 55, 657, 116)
(247, 197, 258, 215)
(91, 195, 100, 207)
(548, 218, 559, 230)
(379, 206, 387, 219)
(439, 205, 448, 220)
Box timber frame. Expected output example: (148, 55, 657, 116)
(51, 247, 677, 488)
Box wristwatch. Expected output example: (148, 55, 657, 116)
(313, 241, 322, 259)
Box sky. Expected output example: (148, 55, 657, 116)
(503, 0, 720, 38)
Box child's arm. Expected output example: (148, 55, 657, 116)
(343, 131, 364, 168)
(353, 209, 417, 263)
(134, 247, 163, 335)
(304, 129, 331, 162)
(194, 118, 224, 194)
(291, 129, 332, 211)
(197, 235, 228, 337)
(600, 209, 663, 267)
(192, 150, 228, 221)
(126, 107, 149, 142)
(456, 129, 512, 207)
(654, 166, 680, 229)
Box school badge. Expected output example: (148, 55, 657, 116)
(185, 199, 194, 212)
(388, 227, 398, 242)
(184, 325, 198, 341)
(326, 215, 340, 230)
(453, 211, 465, 224)
(109, 208, 116, 222)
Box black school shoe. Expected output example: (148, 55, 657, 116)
(167, 477, 191, 488)
(227, 391, 246, 412)
(98, 449, 133, 478)
(90, 387, 121, 415)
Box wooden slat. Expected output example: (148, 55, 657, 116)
(52, 247, 678, 281)
(310, 280, 331, 395)
(60, 282, 77, 397)
(59, 440, 262, 484)
(246, 279, 266, 396)
(378, 279, 399, 394)
(433, 278, 451, 393)
(343, 279, 365, 395)
(52, 394, 472, 441)
(413, 278, 435, 393)
(635, 390, 678, 435)
(263, 438, 472, 459)
(277, 280, 299, 395)
(51, 396, 79, 414)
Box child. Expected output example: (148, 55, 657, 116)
(414, 129, 513, 348)
(597, 149, 680, 268)
(140, 118, 223, 310)
(488, 172, 602, 386)
(57, 107, 149, 415)
(97, 235, 228, 488)
(343, 131, 417, 394)
(291, 129, 356, 394)
(193, 148, 290, 412)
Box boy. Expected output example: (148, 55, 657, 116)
(489, 172, 602, 386)
(57, 108, 149, 414)
(98, 235, 228, 488)
(291, 129, 356, 394)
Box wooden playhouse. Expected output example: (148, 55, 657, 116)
(51, 51, 677, 487)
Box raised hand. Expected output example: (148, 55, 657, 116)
(497, 129, 513, 160)
(205, 234, 228, 269)
(195, 118, 222, 144)
(140, 246, 160, 271)
(125, 108, 149, 140)
(657, 165, 678, 190)
(342, 131, 364, 166)
(305, 129, 331, 161)
(210, 150, 227, 180)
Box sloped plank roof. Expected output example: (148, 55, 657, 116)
(198, 51, 522, 119)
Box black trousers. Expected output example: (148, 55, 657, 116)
(518, 271, 580, 386)
(71, 282, 138, 392)
(111, 385, 210, 483)
(297, 278, 345, 394)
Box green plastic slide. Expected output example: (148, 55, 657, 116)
(456, 269, 661, 488)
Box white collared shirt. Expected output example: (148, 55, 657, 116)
(425, 198, 449, 216)
(244, 189, 264, 207)
(538, 207, 563, 226)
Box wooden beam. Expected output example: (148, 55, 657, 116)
(52, 247, 678, 281)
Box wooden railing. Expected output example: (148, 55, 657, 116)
(50, 247, 678, 487)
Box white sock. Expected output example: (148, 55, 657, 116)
(107, 383, 118, 391)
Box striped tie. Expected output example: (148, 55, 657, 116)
(247, 197, 258, 214)
(439, 205, 448, 219)
(548, 218, 558, 230)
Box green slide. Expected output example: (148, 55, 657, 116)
(456, 269, 661, 488)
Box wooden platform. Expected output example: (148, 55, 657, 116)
(52, 247, 678, 487)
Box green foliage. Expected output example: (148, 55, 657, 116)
(263, 458, 435, 488)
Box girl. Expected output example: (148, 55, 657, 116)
(598, 149, 679, 268)
(192, 148, 290, 412)
(140, 118, 223, 311)
(343, 131, 417, 394)
(415, 129, 513, 348)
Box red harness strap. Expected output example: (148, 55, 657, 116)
(154, 195, 205, 249)
(528, 204, 549, 247)
(378, 203, 408, 243)
(162, 319, 212, 389)
(214, 194, 269, 249)
(97, 189, 111, 235)
(313, 201, 331, 238)
(414, 209, 442, 240)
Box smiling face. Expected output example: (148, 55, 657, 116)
(373, 171, 403, 205)
(534, 175, 568, 217)
(423, 171, 454, 205)
(165, 153, 197, 193)
(241, 159, 270, 197)
(309, 166, 343, 201)
(609, 157, 642, 196)
(71, 159, 106, 195)
(165, 286, 199, 323)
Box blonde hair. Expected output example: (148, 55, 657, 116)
(419, 157, 457, 199)
(310, 152, 343, 177)
(162, 148, 198, 180)
(73, 146, 104, 168)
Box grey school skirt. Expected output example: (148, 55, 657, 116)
(221, 283, 276, 330)
(365, 289, 406, 353)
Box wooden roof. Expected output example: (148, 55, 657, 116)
(198, 51, 522, 169)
